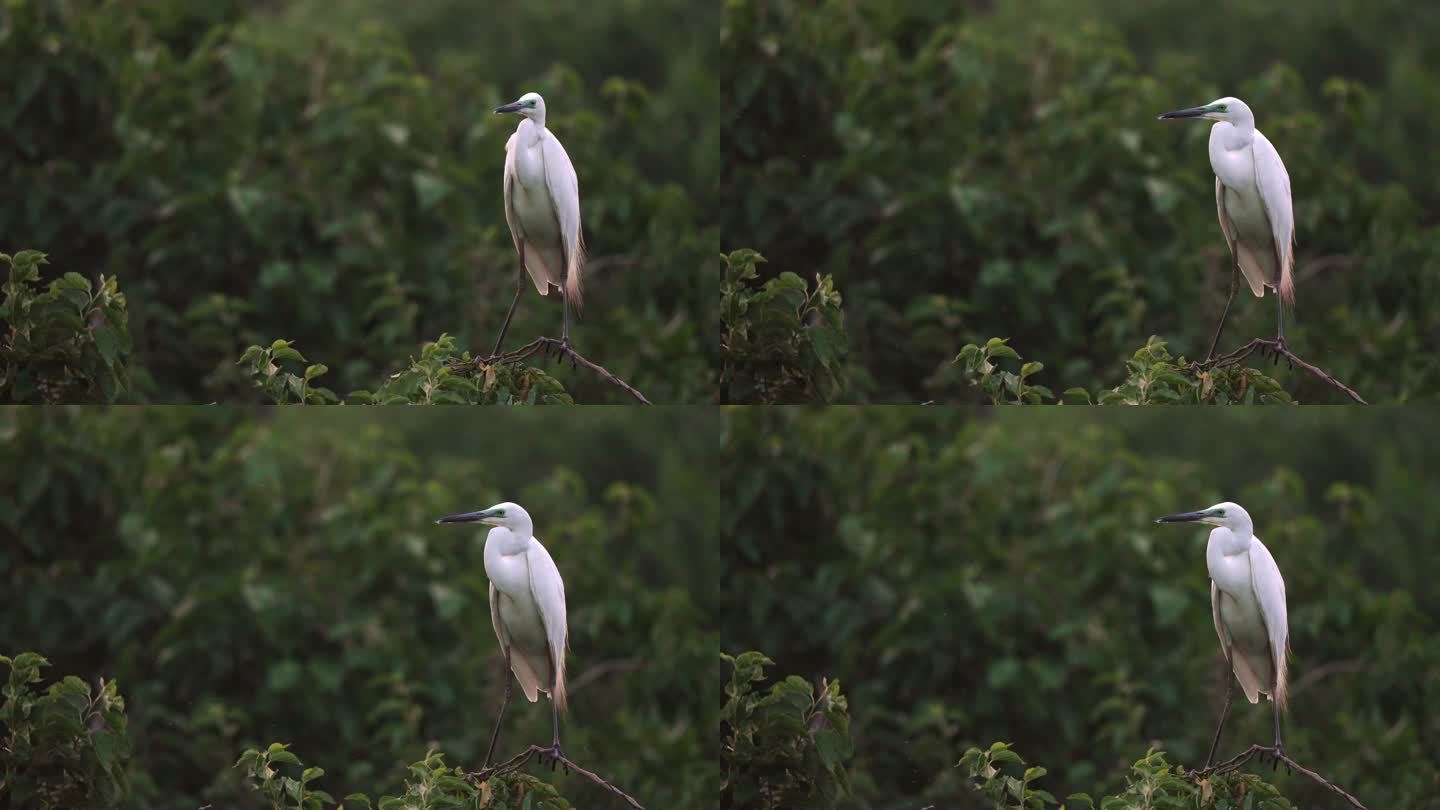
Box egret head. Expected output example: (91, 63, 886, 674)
(1157, 96, 1252, 124)
(495, 92, 546, 122)
(1155, 501, 1252, 529)
(435, 501, 531, 530)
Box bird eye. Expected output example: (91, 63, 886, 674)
(1217, 105, 1228, 112)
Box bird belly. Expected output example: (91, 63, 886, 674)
(496, 589, 548, 651)
(511, 143, 561, 244)
(1223, 184, 1271, 245)
(1217, 587, 1268, 653)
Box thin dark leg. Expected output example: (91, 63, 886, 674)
(1207, 252, 1240, 361)
(483, 646, 513, 769)
(1206, 677, 1234, 769)
(543, 651, 567, 772)
(492, 244, 527, 356)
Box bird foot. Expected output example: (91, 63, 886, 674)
(1257, 338, 1290, 367)
(540, 743, 569, 774)
(1261, 745, 1291, 774)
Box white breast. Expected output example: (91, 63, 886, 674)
(509, 124, 561, 245)
(1208, 537, 1266, 650)
(484, 532, 547, 651)
(1208, 125, 1269, 242)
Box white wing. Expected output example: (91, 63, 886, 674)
(1210, 580, 1228, 654)
(1251, 130, 1295, 304)
(501, 132, 523, 258)
(1248, 535, 1289, 708)
(1215, 178, 1234, 254)
(527, 536, 569, 710)
(540, 131, 585, 308)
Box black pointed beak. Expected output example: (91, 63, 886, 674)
(436, 510, 489, 524)
(494, 101, 524, 114)
(1155, 510, 1208, 524)
(1157, 106, 1208, 121)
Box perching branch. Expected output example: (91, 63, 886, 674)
(1188, 744, 1367, 810)
(468, 744, 645, 810)
(1192, 338, 1367, 404)
(477, 337, 652, 404)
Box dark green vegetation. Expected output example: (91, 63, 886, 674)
(722, 0, 1440, 403)
(721, 408, 1440, 807)
(0, 408, 718, 808)
(2, 0, 716, 403)
(720, 653, 1304, 810)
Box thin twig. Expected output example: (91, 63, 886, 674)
(474, 337, 652, 404)
(567, 658, 644, 694)
(1188, 744, 1367, 809)
(468, 745, 645, 809)
(1291, 659, 1366, 695)
(1191, 338, 1367, 404)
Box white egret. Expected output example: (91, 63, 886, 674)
(1156, 501, 1289, 766)
(436, 501, 569, 767)
(491, 92, 586, 356)
(1158, 97, 1295, 358)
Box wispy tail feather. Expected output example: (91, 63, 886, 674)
(565, 236, 585, 313)
(1278, 236, 1296, 307)
(550, 633, 569, 712)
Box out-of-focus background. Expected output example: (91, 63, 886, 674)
(2, 0, 716, 403)
(0, 407, 717, 808)
(722, 407, 1440, 807)
(722, 0, 1440, 403)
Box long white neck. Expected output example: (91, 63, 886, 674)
(485, 523, 531, 557)
(1211, 116, 1254, 151)
(1207, 521, 1253, 557)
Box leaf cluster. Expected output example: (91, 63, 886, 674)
(235, 745, 570, 810)
(1, 251, 130, 403)
(720, 250, 847, 403)
(238, 335, 572, 404)
(0, 653, 130, 809)
(720, 652, 852, 810)
(954, 336, 1293, 404)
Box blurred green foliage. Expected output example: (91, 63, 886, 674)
(0, 653, 131, 809)
(1, 0, 716, 403)
(721, 407, 1440, 808)
(0, 408, 717, 809)
(1, 250, 131, 403)
(722, 0, 1440, 403)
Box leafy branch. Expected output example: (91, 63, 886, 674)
(720, 651, 853, 810)
(955, 336, 1296, 404)
(1194, 339, 1367, 404)
(239, 334, 648, 404)
(720, 250, 847, 403)
(474, 336, 652, 404)
(1, 250, 131, 403)
(1190, 744, 1368, 810)
(468, 745, 646, 809)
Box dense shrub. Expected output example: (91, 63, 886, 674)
(1, 250, 130, 402)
